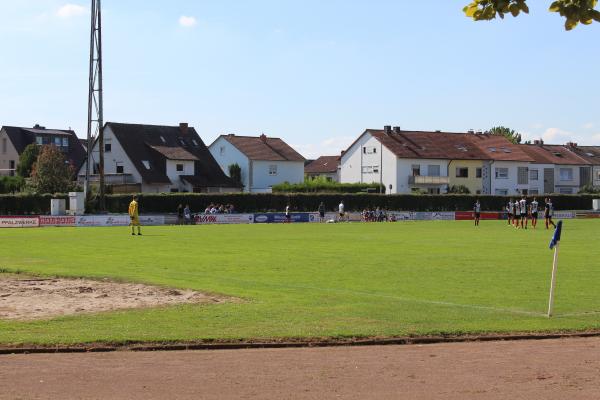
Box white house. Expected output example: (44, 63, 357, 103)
(209, 134, 305, 193)
(78, 122, 241, 193)
(305, 156, 340, 182)
(572, 145, 600, 189)
(340, 126, 534, 195)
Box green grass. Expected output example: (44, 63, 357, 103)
(0, 220, 599, 346)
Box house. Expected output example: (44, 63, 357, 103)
(568, 144, 600, 189)
(209, 134, 305, 193)
(0, 124, 86, 177)
(78, 122, 241, 193)
(340, 126, 533, 195)
(304, 156, 340, 182)
(519, 141, 591, 194)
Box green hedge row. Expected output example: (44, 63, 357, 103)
(273, 181, 385, 193)
(0, 194, 68, 215)
(94, 193, 596, 214)
(1, 193, 596, 215)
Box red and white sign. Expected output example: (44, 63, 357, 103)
(194, 214, 254, 225)
(39, 216, 76, 227)
(0, 216, 40, 228)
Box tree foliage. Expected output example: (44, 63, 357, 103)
(30, 145, 75, 194)
(488, 126, 522, 144)
(228, 163, 243, 187)
(0, 176, 25, 194)
(447, 185, 472, 194)
(16, 143, 40, 178)
(463, 0, 600, 30)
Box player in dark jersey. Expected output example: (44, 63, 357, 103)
(544, 198, 556, 229)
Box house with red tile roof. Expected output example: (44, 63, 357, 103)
(78, 122, 241, 193)
(304, 156, 340, 182)
(209, 133, 305, 193)
(340, 126, 534, 195)
(566, 144, 600, 189)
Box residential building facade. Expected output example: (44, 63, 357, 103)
(304, 156, 340, 182)
(209, 134, 305, 193)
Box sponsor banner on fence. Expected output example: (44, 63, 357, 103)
(456, 212, 501, 221)
(388, 212, 456, 221)
(0, 216, 40, 228)
(195, 214, 254, 225)
(253, 213, 315, 223)
(139, 215, 165, 226)
(553, 211, 575, 219)
(76, 215, 130, 227)
(39, 216, 76, 227)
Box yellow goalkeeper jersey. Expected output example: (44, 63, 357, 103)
(128, 200, 139, 217)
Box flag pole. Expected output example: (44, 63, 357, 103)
(547, 242, 560, 318)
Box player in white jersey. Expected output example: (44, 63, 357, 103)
(473, 199, 481, 226)
(507, 199, 514, 226)
(530, 197, 539, 229)
(513, 198, 521, 227)
(338, 201, 346, 222)
(519, 197, 528, 229)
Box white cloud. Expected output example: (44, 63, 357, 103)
(179, 16, 197, 28)
(292, 136, 355, 160)
(56, 4, 86, 18)
(533, 127, 600, 146)
(583, 122, 595, 130)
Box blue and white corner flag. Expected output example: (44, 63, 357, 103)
(549, 220, 563, 250)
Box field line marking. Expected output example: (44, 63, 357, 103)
(554, 311, 600, 318)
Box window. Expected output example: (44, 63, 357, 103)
(142, 160, 151, 170)
(176, 164, 184, 172)
(192, 140, 199, 147)
(560, 168, 573, 181)
(518, 167, 529, 185)
(495, 168, 509, 179)
(220, 146, 225, 156)
(362, 166, 373, 174)
(104, 142, 112, 153)
(411, 165, 421, 176)
(1, 138, 6, 154)
(36, 136, 43, 145)
(428, 188, 440, 194)
(476, 168, 482, 178)
(9, 160, 15, 177)
(116, 164, 124, 174)
(54, 137, 61, 146)
(428, 165, 440, 177)
(530, 169, 539, 181)
(495, 189, 508, 195)
(269, 165, 278, 176)
(530, 189, 539, 195)
(559, 187, 572, 194)
(363, 147, 377, 154)
(456, 167, 469, 178)
(160, 136, 166, 144)
(372, 165, 380, 174)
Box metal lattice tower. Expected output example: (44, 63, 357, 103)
(84, 0, 105, 210)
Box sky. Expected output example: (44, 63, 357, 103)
(1, 0, 599, 159)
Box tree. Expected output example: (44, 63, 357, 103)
(447, 185, 472, 194)
(228, 163, 243, 187)
(488, 126, 522, 144)
(463, 0, 600, 30)
(30, 145, 75, 194)
(16, 143, 40, 178)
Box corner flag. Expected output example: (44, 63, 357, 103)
(547, 220, 563, 317)
(549, 220, 563, 250)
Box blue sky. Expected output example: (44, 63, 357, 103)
(1, 0, 599, 158)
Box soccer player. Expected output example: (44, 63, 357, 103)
(519, 196, 528, 229)
(285, 204, 291, 223)
(507, 199, 514, 226)
(128, 195, 142, 236)
(545, 197, 556, 229)
(530, 197, 539, 229)
(473, 199, 481, 226)
(338, 201, 345, 222)
(513, 197, 521, 228)
(318, 202, 326, 223)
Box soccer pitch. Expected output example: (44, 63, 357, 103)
(0, 220, 599, 345)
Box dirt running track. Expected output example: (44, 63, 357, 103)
(1, 337, 599, 400)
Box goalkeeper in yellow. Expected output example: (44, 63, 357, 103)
(128, 195, 142, 236)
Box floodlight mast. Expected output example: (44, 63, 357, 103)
(84, 0, 105, 211)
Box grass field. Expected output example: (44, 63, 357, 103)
(0, 220, 599, 345)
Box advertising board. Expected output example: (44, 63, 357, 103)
(253, 213, 314, 223)
(39, 216, 76, 227)
(194, 214, 254, 225)
(0, 216, 40, 228)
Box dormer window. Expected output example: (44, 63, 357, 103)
(192, 140, 199, 147)
(142, 160, 151, 170)
(36, 136, 43, 145)
(553, 152, 563, 157)
(160, 136, 166, 144)
(179, 139, 186, 147)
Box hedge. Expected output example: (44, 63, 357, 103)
(273, 181, 385, 193)
(1, 193, 596, 215)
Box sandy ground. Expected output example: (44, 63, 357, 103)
(0, 337, 599, 400)
(0, 276, 231, 320)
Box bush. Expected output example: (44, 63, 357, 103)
(273, 177, 385, 193)
(0, 176, 26, 194)
(447, 185, 471, 194)
(579, 184, 600, 194)
(0, 193, 68, 215)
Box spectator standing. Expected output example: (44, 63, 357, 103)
(177, 204, 184, 225)
(184, 205, 192, 225)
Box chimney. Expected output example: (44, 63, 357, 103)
(384, 125, 392, 135)
(467, 129, 475, 134)
(179, 122, 189, 135)
(260, 133, 267, 143)
(341, 150, 346, 156)
(393, 126, 401, 134)
(566, 142, 578, 148)
(33, 124, 45, 130)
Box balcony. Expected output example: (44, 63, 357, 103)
(408, 175, 449, 185)
(78, 173, 136, 185)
